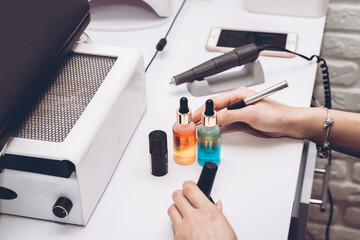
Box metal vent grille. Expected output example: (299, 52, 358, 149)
(13, 53, 117, 142)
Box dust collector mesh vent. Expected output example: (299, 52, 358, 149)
(14, 53, 117, 142)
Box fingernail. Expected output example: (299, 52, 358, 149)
(216, 199, 223, 211)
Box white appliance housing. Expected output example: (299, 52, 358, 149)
(143, 0, 172, 17)
(0, 43, 146, 225)
(244, 0, 329, 18)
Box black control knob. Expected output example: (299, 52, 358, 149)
(52, 197, 73, 218)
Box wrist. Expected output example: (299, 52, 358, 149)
(285, 107, 326, 141)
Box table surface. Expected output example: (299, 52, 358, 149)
(0, 0, 326, 239)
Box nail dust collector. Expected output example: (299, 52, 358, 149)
(0, 43, 146, 225)
(143, 0, 172, 17)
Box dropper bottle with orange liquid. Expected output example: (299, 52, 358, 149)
(172, 97, 196, 165)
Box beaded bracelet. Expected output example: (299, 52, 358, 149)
(317, 107, 334, 158)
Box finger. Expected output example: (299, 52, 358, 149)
(217, 107, 256, 126)
(182, 180, 214, 209)
(211, 86, 256, 111)
(172, 189, 194, 216)
(192, 87, 256, 124)
(192, 104, 205, 124)
(168, 203, 182, 228)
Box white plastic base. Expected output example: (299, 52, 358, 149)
(186, 60, 264, 97)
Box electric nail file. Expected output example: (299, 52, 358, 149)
(170, 43, 263, 86)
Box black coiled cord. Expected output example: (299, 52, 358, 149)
(317, 57, 331, 109)
(263, 45, 331, 109)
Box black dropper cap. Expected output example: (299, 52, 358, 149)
(149, 130, 168, 176)
(179, 97, 189, 114)
(204, 99, 214, 116)
(197, 162, 218, 203)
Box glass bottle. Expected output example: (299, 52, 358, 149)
(197, 99, 221, 166)
(172, 97, 196, 165)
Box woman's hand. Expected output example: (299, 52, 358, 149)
(192, 86, 296, 138)
(192, 85, 360, 157)
(168, 180, 237, 240)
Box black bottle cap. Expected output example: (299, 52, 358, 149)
(149, 130, 168, 156)
(149, 130, 168, 176)
(179, 97, 189, 114)
(204, 99, 214, 116)
(197, 162, 218, 200)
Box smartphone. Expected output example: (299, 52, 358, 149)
(206, 27, 298, 58)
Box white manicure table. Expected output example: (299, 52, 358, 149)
(0, 0, 326, 239)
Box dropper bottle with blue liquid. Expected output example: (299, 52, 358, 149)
(197, 99, 221, 166)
